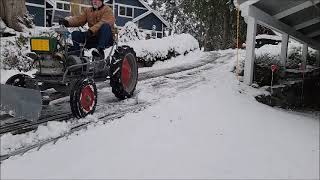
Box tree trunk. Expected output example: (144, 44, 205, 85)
(222, 7, 230, 49)
(0, 0, 27, 32)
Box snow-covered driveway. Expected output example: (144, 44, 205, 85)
(1, 50, 319, 179)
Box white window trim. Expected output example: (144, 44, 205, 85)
(118, 5, 134, 18)
(114, 3, 147, 10)
(26, 2, 45, 8)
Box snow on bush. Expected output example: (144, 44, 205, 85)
(118, 22, 145, 43)
(1, 34, 34, 71)
(123, 33, 200, 63)
(235, 40, 318, 86)
(287, 42, 318, 68)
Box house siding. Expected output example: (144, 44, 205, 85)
(139, 13, 163, 32)
(26, 0, 44, 5)
(25, 0, 168, 38)
(26, 6, 45, 26)
(115, 0, 144, 8)
(134, 8, 147, 18)
(116, 16, 134, 27)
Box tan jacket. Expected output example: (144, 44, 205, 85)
(67, 5, 116, 36)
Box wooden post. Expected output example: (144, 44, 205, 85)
(316, 50, 320, 67)
(244, 16, 257, 85)
(301, 43, 308, 70)
(280, 33, 289, 68)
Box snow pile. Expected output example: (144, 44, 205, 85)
(1, 121, 71, 155)
(256, 34, 281, 41)
(255, 44, 281, 58)
(124, 33, 200, 62)
(118, 22, 145, 43)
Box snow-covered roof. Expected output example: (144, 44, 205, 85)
(237, 0, 320, 50)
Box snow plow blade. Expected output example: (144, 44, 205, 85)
(0, 84, 42, 121)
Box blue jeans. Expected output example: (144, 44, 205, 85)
(69, 23, 113, 56)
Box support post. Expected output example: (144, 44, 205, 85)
(280, 33, 289, 68)
(244, 16, 257, 85)
(316, 50, 320, 67)
(301, 43, 308, 70)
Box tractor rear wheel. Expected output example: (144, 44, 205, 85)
(110, 46, 138, 100)
(70, 78, 97, 119)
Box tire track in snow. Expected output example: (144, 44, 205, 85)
(0, 52, 233, 162)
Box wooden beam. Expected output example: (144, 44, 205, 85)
(294, 17, 320, 30)
(238, 0, 261, 8)
(307, 30, 320, 38)
(247, 5, 320, 50)
(244, 16, 257, 85)
(274, 0, 320, 19)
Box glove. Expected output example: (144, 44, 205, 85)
(58, 18, 69, 27)
(86, 30, 93, 39)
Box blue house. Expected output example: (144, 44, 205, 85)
(25, 0, 170, 38)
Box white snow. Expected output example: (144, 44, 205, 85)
(138, 49, 206, 73)
(256, 34, 281, 41)
(118, 21, 146, 43)
(123, 33, 200, 62)
(1, 50, 318, 179)
(1, 121, 71, 155)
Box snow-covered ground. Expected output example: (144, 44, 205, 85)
(1, 50, 318, 179)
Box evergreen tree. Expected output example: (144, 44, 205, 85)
(151, 0, 247, 51)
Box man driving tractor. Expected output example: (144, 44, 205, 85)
(59, 0, 116, 59)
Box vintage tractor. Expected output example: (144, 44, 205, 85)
(0, 25, 138, 121)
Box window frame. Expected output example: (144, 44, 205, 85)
(56, 1, 71, 12)
(118, 5, 134, 18)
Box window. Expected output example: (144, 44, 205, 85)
(119, 6, 126, 16)
(64, 4, 70, 11)
(118, 5, 134, 18)
(126, 7, 132, 17)
(57, 3, 63, 9)
(56, 1, 71, 12)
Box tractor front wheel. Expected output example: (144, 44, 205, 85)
(70, 78, 97, 119)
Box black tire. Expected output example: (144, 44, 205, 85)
(110, 46, 138, 100)
(5, 74, 38, 90)
(70, 78, 97, 119)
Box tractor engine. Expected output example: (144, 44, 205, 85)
(37, 53, 65, 75)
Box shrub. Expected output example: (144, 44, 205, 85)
(123, 33, 200, 64)
(287, 43, 317, 68)
(254, 54, 284, 86)
(118, 22, 145, 43)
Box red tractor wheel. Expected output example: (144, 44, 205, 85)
(70, 78, 97, 118)
(110, 46, 138, 100)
